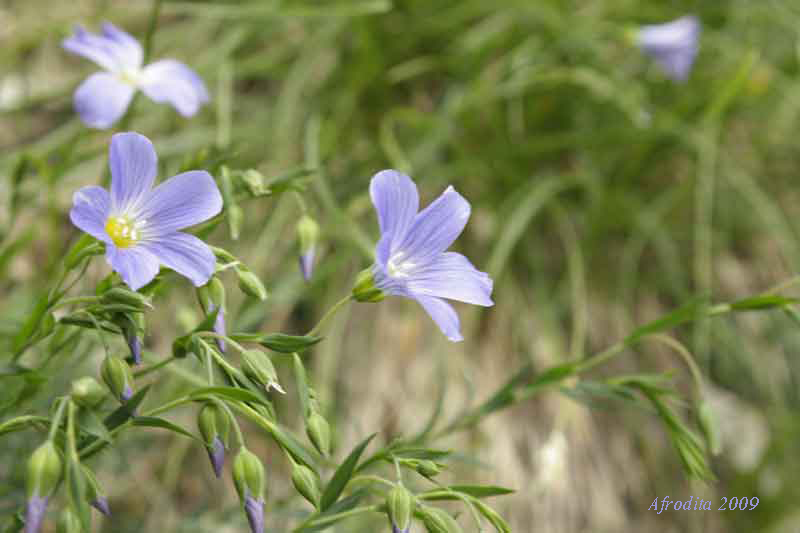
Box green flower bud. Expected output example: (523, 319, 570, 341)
(305, 411, 331, 457)
(352, 268, 385, 302)
(101, 287, 152, 310)
(211, 246, 238, 264)
(386, 485, 414, 532)
(27, 441, 62, 499)
(241, 169, 266, 196)
(228, 204, 244, 240)
(291, 463, 321, 507)
(197, 277, 226, 314)
(56, 508, 81, 533)
(697, 401, 721, 456)
(232, 448, 266, 503)
(419, 507, 463, 533)
(242, 350, 285, 393)
(81, 465, 110, 515)
(198, 403, 230, 447)
(237, 268, 268, 301)
(416, 460, 441, 478)
(100, 355, 134, 403)
(297, 215, 320, 255)
(70, 377, 107, 408)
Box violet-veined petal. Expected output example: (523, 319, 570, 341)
(74, 73, 135, 130)
(139, 59, 210, 117)
(106, 244, 160, 291)
(139, 170, 222, 234)
(100, 22, 143, 70)
(395, 186, 470, 265)
(415, 295, 463, 342)
(406, 252, 493, 306)
(70, 186, 112, 243)
(109, 132, 159, 214)
(369, 170, 419, 264)
(140, 232, 216, 287)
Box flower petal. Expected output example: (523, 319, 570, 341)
(370, 170, 419, 265)
(414, 295, 463, 342)
(62, 24, 141, 72)
(100, 22, 143, 70)
(140, 232, 216, 287)
(106, 244, 160, 291)
(395, 186, 470, 265)
(109, 132, 158, 214)
(74, 73, 135, 130)
(139, 171, 222, 234)
(407, 252, 493, 306)
(70, 186, 112, 243)
(139, 59, 210, 117)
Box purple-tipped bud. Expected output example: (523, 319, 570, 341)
(197, 277, 227, 352)
(299, 250, 315, 282)
(100, 355, 135, 404)
(126, 333, 142, 365)
(392, 526, 409, 533)
(25, 495, 48, 533)
(207, 436, 226, 478)
(244, 495, 265, 533)
(296, 215, 319, 282)
(91, 497, 111, 516)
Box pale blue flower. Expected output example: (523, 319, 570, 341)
(638, 15, 700, 82)
(63, 22, 209, 129)
(364, 170, 493, 342)
(24, 495, 47, 533)
(70, 132, 222, 290)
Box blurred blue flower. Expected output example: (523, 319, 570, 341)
(70, 132, 222, 290)
(638, 15, 700, 82)
(366, 170, 493, 342)
(63, 22, 209, 129)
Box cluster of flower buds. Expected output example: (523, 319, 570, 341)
(26, 441, 62, 533)
(197, 403, 231, 478)
(100, 355, 134, 404)
(232, 448, 267, 533)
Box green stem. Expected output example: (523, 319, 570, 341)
(216, 400, 245, 448)
(48, 397, 68, 441)
(307, 294, 353, 338)
(134, 356, 176, 378)
(197, 331, 247, 354)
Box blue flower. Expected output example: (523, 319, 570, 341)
(63, 22, 209, 129)
(638, 15, 700, 82)
(70, 132, 223, 290)
(360, 170, 493, 342)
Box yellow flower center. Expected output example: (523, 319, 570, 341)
(105, 216, 140, 248)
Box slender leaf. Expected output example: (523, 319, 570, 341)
(320, 433, 376, 511)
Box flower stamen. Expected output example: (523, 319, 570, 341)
(105, 216, 140, 248)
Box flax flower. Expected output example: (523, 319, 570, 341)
(70, 132, 222, 290)
(63, 22, 209, 128)
(355, 170, 493, 341)
(638, 15, 700, 82)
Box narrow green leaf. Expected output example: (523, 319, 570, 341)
(625, 299, 708, 345)
(189, 386, 267, 406)
(472, 499, 511, 533)
(0, 415, 49, 437)
(320, 433, 376, 511)
(729, 294, 797, 311)
(447, 485, 515, 498)
(131, 417, 199, 441)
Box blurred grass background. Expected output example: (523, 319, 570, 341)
(2, 0, 800, 531)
